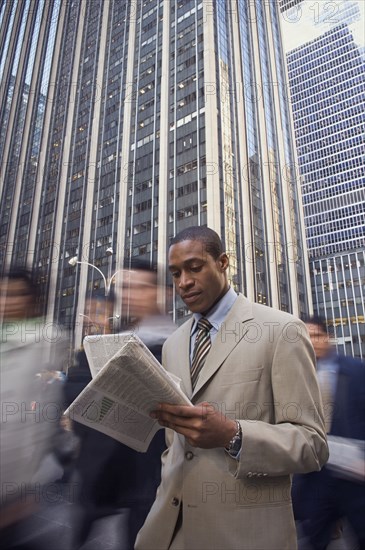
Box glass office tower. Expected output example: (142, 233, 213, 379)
(0, 0, 310, 344)
(286, 3, 365, 357)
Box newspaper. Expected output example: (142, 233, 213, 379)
(65, 333, 192, 452)
(327, 435, 365, 482)
(83, 333, 133, 378)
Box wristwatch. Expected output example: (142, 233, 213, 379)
(225, 420, 242, 458)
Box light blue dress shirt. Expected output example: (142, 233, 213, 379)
(317, 351, 340, 400)
(189, 286, 238, 361)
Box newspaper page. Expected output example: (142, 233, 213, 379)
(65, 333, 192, 452)
(327, 435, 365, 482)
(83, 333, 133, 378)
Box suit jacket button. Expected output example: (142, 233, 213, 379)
(171, 497, 180, 507)
(247, 472, 253, 478)
(257, 473, 262, 477)
(185, 451, 194, 460)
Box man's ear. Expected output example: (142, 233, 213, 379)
(218, 253, 229, 272)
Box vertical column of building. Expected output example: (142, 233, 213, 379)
(353, 252, 365, 358)
(294, 176, 313, 315)
(202, 0, 221, 233)
(264, 1, 301, 315)
(0, 3, 13, 62)
(337, 255, 353, 354)
(229, 1, 255, 300)
(274, 3, 313, 315)
(6, 1, 54, 269)
(235, 0, 267, 304)
(156, 1, 170, 309)
(72, 0, 111, 347)
(247, 1, 279, 308)
(120, 1, 165, 273)
(26, 2, 66, 271)
(215, 2, 239, 287)
(46, 1, 87, 325)
(284, 48, 313, 317)
(106, 1, 132, 281)
(341, 253, 365, 358)
(0, 2, 23, 177)
(0, 1, 33, 267)
(116, 1, 137, 302)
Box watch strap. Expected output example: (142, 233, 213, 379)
(225, 420, 242, 458)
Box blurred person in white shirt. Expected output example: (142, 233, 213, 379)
(0, 269, 66, 549)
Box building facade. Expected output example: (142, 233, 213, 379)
(286, 9, 365, 358)
(0, 0, 310, 345)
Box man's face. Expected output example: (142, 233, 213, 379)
(306, 323, 331, 361)
(121, 269, 158, 320)
(168, 239, 229, 315)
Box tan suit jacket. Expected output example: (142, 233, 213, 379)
(135, 295, 328, 550)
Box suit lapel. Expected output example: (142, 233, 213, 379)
(192, 294, 254, 397)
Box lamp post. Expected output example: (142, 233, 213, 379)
(79, 313, 94, 323)
(69, 249, 121, 345)
(78, 313, 121, 335)
(68, 252, 119, 296)
(78, 312, 100, 335)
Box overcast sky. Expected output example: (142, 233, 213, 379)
(280, 0, 365, 53)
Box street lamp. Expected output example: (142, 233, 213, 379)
(68, 250, 122, 346)
(80, 310, 121, 334)
(68, 254, 120, 296)
(107, 314, 121, 321)
(78, 313, 120, 322)
(79, 313, 94, 323)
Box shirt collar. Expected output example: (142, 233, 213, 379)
(191, 287, 237, 334)
(317, 351, 339, 374)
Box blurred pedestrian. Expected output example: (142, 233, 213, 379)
(0, 269, 66, 549)
(65, 292, 130, 549)
(118, 260, 176, 547)
(292, 316, 365, 550)
(119, 259, 175, 362)
(65, 266, 176, 549)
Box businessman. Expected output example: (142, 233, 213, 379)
(135, 226, 328, 550)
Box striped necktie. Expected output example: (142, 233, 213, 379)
(191, 318, 212, 388)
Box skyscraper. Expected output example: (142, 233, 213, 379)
(0, 0, 310, 345)
(285, 1, 365, 357)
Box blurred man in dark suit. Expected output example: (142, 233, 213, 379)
(65, 262, 175, 549)
(292, 316, 365, 550)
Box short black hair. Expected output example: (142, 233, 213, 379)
(123, 258, 158, 284)
(90, 289, 116, 303)
(302, 315, 327, 333)
(123, 258, 157, 274)
(170, 226, 223, 260)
